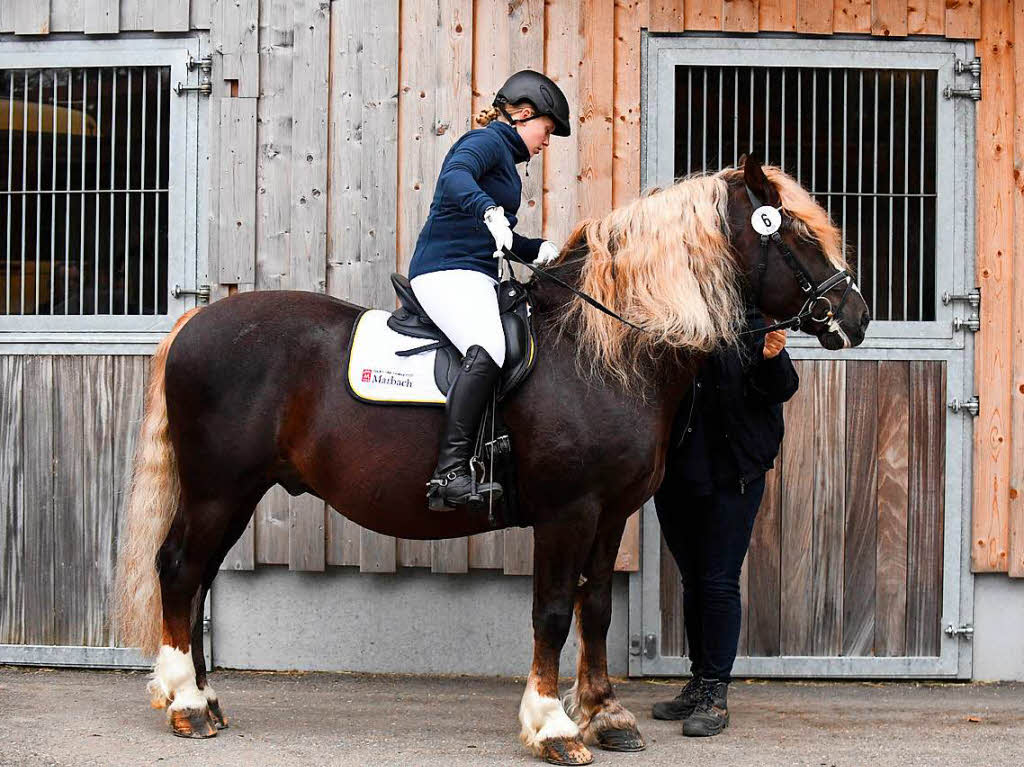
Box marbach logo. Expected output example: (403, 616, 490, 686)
(361, 369, 373, 383)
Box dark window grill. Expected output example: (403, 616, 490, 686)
(674, 65, 938, 322)
(0, 66, 171, 317)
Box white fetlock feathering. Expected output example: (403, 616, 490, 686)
(148, 645, 208, 713)
(519, 681, 581, 754)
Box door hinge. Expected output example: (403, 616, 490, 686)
(172, 284, 212, 303)
(942, 288, 980, 332)
(629, 634, 641, 656)
(175, 53, 213, 97)
(945, 622, 974, 640)
(948, 395, 979, 417)
(943, 57, 981, 101)
(643, 633, 657, 659)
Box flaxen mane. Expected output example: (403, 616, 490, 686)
(554, 163, 846, 389)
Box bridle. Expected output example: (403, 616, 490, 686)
(742, 184, 859, 344)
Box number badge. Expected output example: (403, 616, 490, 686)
(751, 205, 782, 236)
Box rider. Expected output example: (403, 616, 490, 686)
(408, 70, 570, 512)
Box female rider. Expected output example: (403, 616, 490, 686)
(408, 70, 570, 512)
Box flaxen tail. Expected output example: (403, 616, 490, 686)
(113, 307, 203, 656)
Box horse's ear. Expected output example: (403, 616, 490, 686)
(743, 153, 780, 206)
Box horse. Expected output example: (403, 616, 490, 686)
(113, 155, 869, 766)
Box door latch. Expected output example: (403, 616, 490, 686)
(945, 623, 974, 640)
(948, 395, 979, 417)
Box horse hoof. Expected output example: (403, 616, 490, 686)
(207, 698, 229, 729)
(540, 736, 594, 765)
(170, 707, 218, 739)
(596, 726, 647, 752)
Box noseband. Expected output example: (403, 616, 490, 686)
(743, 184, 858, 339)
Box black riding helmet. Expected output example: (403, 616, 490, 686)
(494, 70, 571, 137)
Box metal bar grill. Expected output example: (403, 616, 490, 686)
(674, 64, 939, 322)
(0, 65, 171, 316)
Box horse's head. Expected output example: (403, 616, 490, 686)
(727, 155, 870, 350)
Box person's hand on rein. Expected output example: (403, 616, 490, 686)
(483, 206, 513, 258)
(763, 326, 787, 360)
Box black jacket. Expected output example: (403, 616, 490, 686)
(667, 312, 800, 494)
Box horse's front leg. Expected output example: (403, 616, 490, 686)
(519, 512, 598, 766)
(566, 514, 645, 752)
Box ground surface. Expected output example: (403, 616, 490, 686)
(0, 667, 1021, 766)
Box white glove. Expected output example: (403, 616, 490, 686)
(534, 241, 560, 267)
(483, 206, 513, 258)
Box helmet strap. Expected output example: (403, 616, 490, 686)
(495, 101, 540, 128)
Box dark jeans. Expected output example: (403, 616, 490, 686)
(653, 475, 765, 683)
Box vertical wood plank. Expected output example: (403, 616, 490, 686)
(220, 516, 256, 569)
(736, 552, 749, 656)
(684, 0, 722, 29)
(972, 0, 1013, 571)
(843, 360, 877, 656)
(119, 0, 155, 31)
(812, 359, 845, 656)
(110, 356, 148, 646)
(288, 494, 326, 572)
(796, 0, 833, 32)
(217, 98, 258, 284)
(153, 0, 190, 31)
(190, 0, 212, 29)
(906, 361, 945, 655)
(85, 0, 119, 34)
(327, 0, 399, 312)
(907, 0, 944, 34)
(503, 527, 534, 575)
(614, 510, 641, 572)
(0, 357, 25, 644)
(659, 530, 686, 656)
(613, 0, 647, 209)
(759, 0, 797, 30)
(871, 0, 908, 36)
(215, 0, 260, 96)
(360, 528, 397, 573)
(747, 461, 781, 655)
(543, 0, 581, 246)
(1011, 0, 1024, 578)
(326, 507, 361, 566)
(15, 0, 51, 34)
(779, 360, 815, 656)
(724, 0, 759, 31)
(81, 356, 116, 645)
(22, 357, 55, 644)
(945, 0, 981, 39)
(578, 0, 615, 220)
(833, 0, 870, 33)
(875, 361, 909, 656)
(256, 485, 291, 564)
(285, 0, 331, 572)
(648, 0, 685, 31)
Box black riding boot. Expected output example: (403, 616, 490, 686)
(651, 674, 703, 721)
(682, 679, 729, 737)
(426, 345, 504, 512)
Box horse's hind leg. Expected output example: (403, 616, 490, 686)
(519, 509, 599, 766)
(149, 492, 258, 738)
(565, 515, 645, 752)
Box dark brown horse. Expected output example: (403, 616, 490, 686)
(114, 156, 869, 765)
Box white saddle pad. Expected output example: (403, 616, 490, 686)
(346, 309, 447, 405)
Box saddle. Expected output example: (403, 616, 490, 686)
(386, 273, 537, 399)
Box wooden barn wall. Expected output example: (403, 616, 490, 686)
(660, 359, 946, 658)
(6, 0, 1024, 579)
(0, 355, 148, 646)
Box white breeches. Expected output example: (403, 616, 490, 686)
(410, 269, 506, 368)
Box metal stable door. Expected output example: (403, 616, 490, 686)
(629, 35, 975, 678)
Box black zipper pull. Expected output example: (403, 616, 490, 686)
(740, 478, 746, 494)
(524, 158, 530, 177)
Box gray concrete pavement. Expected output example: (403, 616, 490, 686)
(0, 667, 1022, 766)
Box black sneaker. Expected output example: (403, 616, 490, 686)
(651, 675, 703, 721)
(682, 679, 729, 737)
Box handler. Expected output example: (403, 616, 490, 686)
(407, 70, 569, 512)
(651, 310, 799, 736)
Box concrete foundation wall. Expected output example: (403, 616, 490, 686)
(971, 575, 1024, 681)
(210, 568, 630, 677)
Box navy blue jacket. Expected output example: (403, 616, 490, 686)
(668, 311, 800, 495)
(408, 120, 546, 281)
